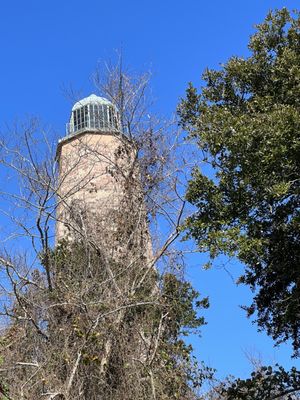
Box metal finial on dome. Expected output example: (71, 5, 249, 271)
(66, 94, 120, 136)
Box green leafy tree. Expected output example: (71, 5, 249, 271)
(179, 8, 300, 355)
(222, 365, 300, 400)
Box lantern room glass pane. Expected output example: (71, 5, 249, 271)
(103, 105, 108, 127)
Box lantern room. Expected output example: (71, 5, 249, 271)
(66, 94, 120, 136)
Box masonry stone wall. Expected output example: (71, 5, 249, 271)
(56, 131, 152, 263)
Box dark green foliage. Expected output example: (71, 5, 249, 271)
(155, 274, 211, 398)
(162, 273, 209, 337)
(179, 9, 300, 354)
(223, 365, 300, 400)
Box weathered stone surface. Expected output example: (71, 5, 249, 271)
(56, 130, 152, 262)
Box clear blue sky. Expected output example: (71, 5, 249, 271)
(0, 0, 299, 381)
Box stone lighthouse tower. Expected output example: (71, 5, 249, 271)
(56, 94, 151, 260)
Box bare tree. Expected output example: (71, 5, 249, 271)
(0, 59, 209, 399)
